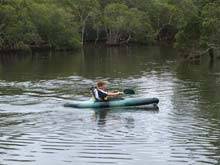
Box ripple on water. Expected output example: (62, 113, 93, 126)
(0, 69, 220, 165)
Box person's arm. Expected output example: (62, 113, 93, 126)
(107, 91, 122, 96)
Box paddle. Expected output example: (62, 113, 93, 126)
(123, 89, 135, 95)
(91, 87, 135, 95)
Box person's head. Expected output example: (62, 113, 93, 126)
(97, 81, 107, 90)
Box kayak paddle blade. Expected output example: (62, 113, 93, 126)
(123, 89, 135, 95)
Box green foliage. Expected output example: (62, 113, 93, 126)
(103, 3, 153, 43)
(0, 0, 219, 50)
(201, 2, 220, 48)
(62, 0, 100, 44)
(174, 0, 220, 49)
(104, 3, 129, 31)
(30, 2, 80, 49)
(0, 1, 39, 50)
(0, 0, 80, 51)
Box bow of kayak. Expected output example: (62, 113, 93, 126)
(64, 97, 159, 109)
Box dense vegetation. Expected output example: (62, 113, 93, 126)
(0, 0, 219, 52)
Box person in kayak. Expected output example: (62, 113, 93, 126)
(91, 81, 122, 101)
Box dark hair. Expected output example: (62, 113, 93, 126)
(97, 81, 107, 88)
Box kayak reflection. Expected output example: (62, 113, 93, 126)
(94, 106, 159, 127)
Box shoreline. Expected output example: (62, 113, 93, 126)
(0, 42, 174, 54)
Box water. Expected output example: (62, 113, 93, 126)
(0, 46, 220, 165)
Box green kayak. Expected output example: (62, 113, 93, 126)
(64, 97, 159, 109)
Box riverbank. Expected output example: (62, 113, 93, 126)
(0, 42, 140, 54)
(0, 44, 80, 54)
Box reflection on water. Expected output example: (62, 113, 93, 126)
(0, 46, 220, 165)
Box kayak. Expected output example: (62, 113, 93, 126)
(64, 97, 159, 109)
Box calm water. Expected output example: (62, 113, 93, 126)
(0, 46, 220, 165)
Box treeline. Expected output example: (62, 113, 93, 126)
(0, 0, 219, 51)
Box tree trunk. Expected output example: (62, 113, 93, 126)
(80, 16, 88, 45)
(106, 30, 131, 46)
(119, 34, 131, 45)
(95, 27, 100, 45)
(106, 31, 120, 46)
(168, 14, 173, 24)
(156, 24, 178, 45)
(81, 25, 85, 45)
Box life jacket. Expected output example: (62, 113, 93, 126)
(90, 87, 107, 101)
(90, 87, 97, 101)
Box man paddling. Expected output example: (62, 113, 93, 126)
(91, 81, 122, 101)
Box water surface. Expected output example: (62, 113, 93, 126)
(0, 46, 220, 165)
